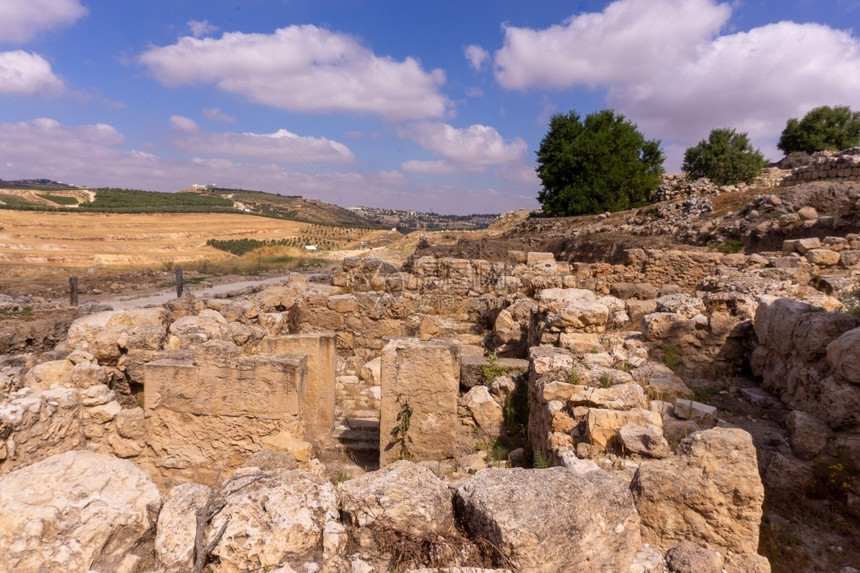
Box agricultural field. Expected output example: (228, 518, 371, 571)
(0, 210, 381, 269)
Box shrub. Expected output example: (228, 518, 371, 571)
(778, 105, 860, 154)
(682, 128, 767, 186)
(536, 109, 664, 216)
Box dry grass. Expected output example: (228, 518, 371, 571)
(0, 210, 374, 267)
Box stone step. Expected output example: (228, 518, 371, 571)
(346, 417, 380, 431)
(333, 426, 379, 442)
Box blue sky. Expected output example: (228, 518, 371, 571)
(1, 1, 859, 214)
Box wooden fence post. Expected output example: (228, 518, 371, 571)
(69, 277, 78, 306)
(175, 268, 183, 298)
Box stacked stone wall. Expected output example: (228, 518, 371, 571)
(783, 148, 860, 185)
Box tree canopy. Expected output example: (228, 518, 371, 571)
(777, 105, 860, 155)
(682, 128, 767, 186)
(536, 109, 664, 217)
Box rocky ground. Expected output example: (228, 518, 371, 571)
(1, 155, 859, 572)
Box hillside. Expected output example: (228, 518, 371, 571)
(0, 184, 380, 228)
(348, 206, 497, 231)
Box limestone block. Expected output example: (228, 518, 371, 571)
(22, 359, 74, 391)
(793, 312, 860, 362)
(585, 408, 662, 450)
(461, 386, 504, 438)
(641, 312, 691, 341)
(666, 542, 724, 573)
(806, 248, 840, 266)
(145, 347, 306, 418)
(558, 332, 601, 355)
(754, 296, 815, 356)
(145, 408, 300, 485)
(610, 282, 659, 300)
(206, 470, 341, 571)
(338, 460, 454, 537)
(656, 294, 706, 318)
(0, 388, 82, 473)
(527, 252, 557, 272)
(116, 407, 146, 440)
(455, 467, 641, 572)
(787, 410, 832, 460)
(155, 483, 209, 573)
(258, 333, 336, 439)
(0, 451, 160, 573)
(567, 383, 649, 411)
(631, 428, 764, 554)
(826, 327, 860, 384)
(673, 399, 717, 426)
(618, 423, 671, 458)
(795, 237, 821, 254)
(379, 338, 468, 466)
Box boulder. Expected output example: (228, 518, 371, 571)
(631, 428, 764, 554)
(826, 327, 860, 384)
(567, 383, 648, 411)
(455, 467, 641, 572)
(666, 542, 724, 573)
(806, 248, 840, 266)
(155, 482, 209, 573)
(618, 423, 671, 458)
(585, 408, 662, 451)
(786, 410, 832, 460)
(207, 469, 342, 572)
(338, 460, 454, 537)
(0, 451, 160, 573)
(461, 385, 505, 437)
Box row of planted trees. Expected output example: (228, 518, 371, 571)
(537, 105, 860, 216)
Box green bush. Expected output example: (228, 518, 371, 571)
(682, 128, 767, 186)
(778, 105, 860, 154)
(536, 109, 664, 216)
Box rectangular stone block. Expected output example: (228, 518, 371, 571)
(258, 333, 336, 439)
(379, 338, 468, 466)
(144, 355, 306, 419)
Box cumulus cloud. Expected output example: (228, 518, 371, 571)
(202, 107, 236, 123)
(397, 122, 528, 173)
(493, 0, 860, 168)
(464, 44, 490, 71)
(188, 19, 218, 38)
(168, 115, 355, 163)
(0, 0, 87, 42)
(0, 118, 537, 214)
(0, 51, 64, 95)
(139, 25, 449, 121)
(609, 21, 860, 145)
(495, 0, 730, 89)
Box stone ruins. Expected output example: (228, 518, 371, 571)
(1, 166, 859, 572)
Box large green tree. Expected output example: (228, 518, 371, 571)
(777, 105, 860, 154)
(536, 109, 664, 216)
(682, 128, 767, 186)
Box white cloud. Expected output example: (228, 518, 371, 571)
(397, 122, 528, 173)
(0, 118, 537, 214)
(493, 0, 860, 169)
(400, 159, 459, 175)
(188, 19, 218, 38)
(168, 115, 355, 164)
(139, 25, 449, 121)
(202, 107, 236, 123)
(0, 0, 87, 42)
(464, 44, 490, 71)
(609, 21, 860, 145)
(495, 0, 730, 90)
(0, 51, 64, 95)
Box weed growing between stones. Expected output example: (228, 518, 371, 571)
(388, 397, 414, 461)
(481, 352, 508, 384)
(663, 345, 681, 369)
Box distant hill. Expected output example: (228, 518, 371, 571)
(0, 178, 78, 190)
(199, 187, 376, 227)
(0, 184, 380, 228)
(348, 206, 498, 232)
